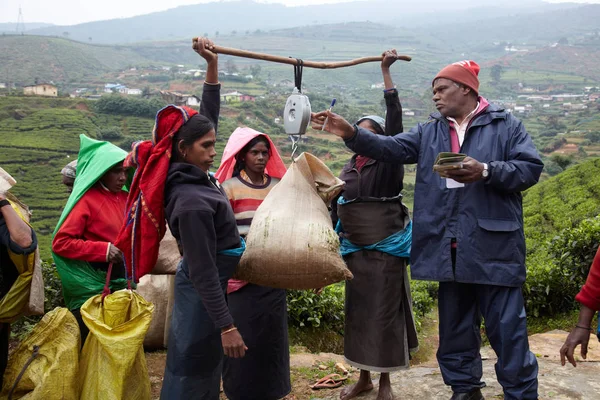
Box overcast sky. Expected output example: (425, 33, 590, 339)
(2, 0, 599, 25)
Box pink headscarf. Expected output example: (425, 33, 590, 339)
(215, 127, 287, 182)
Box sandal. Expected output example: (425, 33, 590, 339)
(309, 373, 348, 390)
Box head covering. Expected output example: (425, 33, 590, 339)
(215, 127, 287, 183)
(433, 60, 480, 95)
(61, 159, 78, 179)
(356, 115, 385, 135)
(115, 105, 198, 282)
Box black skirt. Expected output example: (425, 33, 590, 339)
(223, 284, 291, 400)
(160, 254, 239, 400)
(343, 250, 418, 372)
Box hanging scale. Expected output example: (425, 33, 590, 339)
(283, 59, 311, 161)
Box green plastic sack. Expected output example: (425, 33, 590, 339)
(51, 135, 130, 310)
(0, 308, 80, 400)
(79, 290, 154, 400)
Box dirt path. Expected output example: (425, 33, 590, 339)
(146, 324, 600, 399)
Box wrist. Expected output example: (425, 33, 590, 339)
(575, 325, 593, 331)
(0, 199, 9, 208)
(221, 324, 234, 332)
(221, 325, 238, 336)
(481, 162, 489, 180)
(343, 125, 357, 141)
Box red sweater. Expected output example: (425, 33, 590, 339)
(53, 185, 127, 262)
(575, 246, 600, 310)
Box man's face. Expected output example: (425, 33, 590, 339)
(432, 78, 470, 118)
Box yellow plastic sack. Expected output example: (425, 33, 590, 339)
(237, 152, 352, 289)
(79, 290, 154, 400)
(0, 308, 80, 400)
(0, 195, 44, 324)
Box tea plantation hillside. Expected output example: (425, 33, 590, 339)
(0, 95, 357, 259)
(522, 157, 600, 316)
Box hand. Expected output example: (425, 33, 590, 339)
(440, 157, 484, 183)
(560, 326, 591, 367)
(310, 111, 355, 140)
(107, 243, 124, 264)
(192, 37, 218, 63)
(221, 327, 248, 358)
(381, 49, 399, 69)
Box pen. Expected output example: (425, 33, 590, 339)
(321, 98, 336, 131)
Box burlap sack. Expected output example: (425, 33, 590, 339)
(163, 274, 176, 348)
(136, 274, 175, 349)
(151, 227, 180, 275)
(236, 152, 352, 289)
(7, 192, 44, 316)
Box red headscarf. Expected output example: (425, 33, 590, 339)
(214, 126, 287, 183)
(115, 105, 197, 281)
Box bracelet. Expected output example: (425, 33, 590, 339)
(575, 325, 593, 331)
(0, 199, 10, 208)
(221, 327, 238, 336)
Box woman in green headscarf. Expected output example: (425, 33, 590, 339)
(52, 134, 130, 342)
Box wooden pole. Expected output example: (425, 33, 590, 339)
(194, 42, 411, 69)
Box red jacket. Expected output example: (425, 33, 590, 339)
(575, 246, 600, 310)
(52, 185, 127, 262)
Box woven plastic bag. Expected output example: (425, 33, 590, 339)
(79, 289, 154, 400)
(0, 194, 44, 324)
(0, 308, 80, 400)
(236, 152, 352, 289)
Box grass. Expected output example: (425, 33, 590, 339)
(527, 310, 598, 335)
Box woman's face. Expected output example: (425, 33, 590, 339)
(182, 129, 217, 172)
(100, 162, 127, 193)
(358, 120, 380, 135)
(242, 141, 270, 176)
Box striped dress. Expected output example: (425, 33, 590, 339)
(221, 173, 291, 400)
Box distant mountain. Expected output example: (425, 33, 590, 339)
(427, 4, 600, 49)
(0, 22, 54, 33)
(25, 0, 560, 44)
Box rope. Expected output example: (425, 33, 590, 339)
(8, 345, 40, 400)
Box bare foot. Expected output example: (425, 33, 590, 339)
(340, 373, 374, 400)
(377, 384, 394, 400)
(377, 373, 394, 400)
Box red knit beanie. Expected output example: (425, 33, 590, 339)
(433, 60, 480, 95)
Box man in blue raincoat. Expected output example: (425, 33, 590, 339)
(312, 60, 542, 400)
